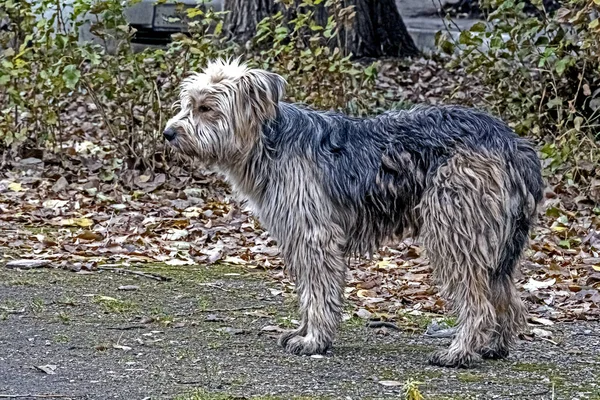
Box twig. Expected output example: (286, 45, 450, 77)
(0, 307, 26, 315)
(106, 324, 147, 331)
(538, 336, 560, 346)
(197, 282, 231, 292)
(572, 58, 587, 106)
(504, 389, 550, 398)
(366, 321, 401, 331)
(0, 395, 76, 399)
(98, 267, 171, 281)
(198, 305, 265, 313)
(175, 379, 203, 385)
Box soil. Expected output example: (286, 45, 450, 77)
(1, 264, 599, 400)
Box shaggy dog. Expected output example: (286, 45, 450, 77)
(163, 59, 544, 368)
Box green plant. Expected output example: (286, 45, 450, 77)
(0, 0, 232, 168)
(404, 379, 424, 400)
(94, 295, 138, 313)
(437, 0, 600, 179)
(250, 0, 381, 115)
(1, 0, 384, 172)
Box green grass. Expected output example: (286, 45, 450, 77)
(175, 390, 327, 400)
(93, 295, 138, 314)
(456, 372, 483, 383)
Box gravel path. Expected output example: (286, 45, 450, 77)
(1, 265, 599, 400)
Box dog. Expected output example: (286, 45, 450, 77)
(162, 58, 544, 368)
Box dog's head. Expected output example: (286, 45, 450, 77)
(163, 58, 286, 164)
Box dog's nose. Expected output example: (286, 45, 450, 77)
(163, 127, 177, 141)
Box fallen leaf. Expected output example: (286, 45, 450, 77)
(357, 289, 378, 298)
(35, 365, 57, 374)
(523, 278, 556, 292)
(355, 308, 372, 319)
(118, 285, 139, 291)
(8, 182, 24, 192)
(165, 258, 193, 266)
(77, 231, 103, 241)
(43, 199, 69, 209)
(378, 380, 403, 386)
(530, 316, 554, 326)
(55, 217, 94, 228)
(5, 260, 51, 269)
(531, 328, 553, 338)
(112, 344, 132, 351)
(52, 176, 69, 192)
(217, 327, 245, 335)
(261, 325, 284, 332)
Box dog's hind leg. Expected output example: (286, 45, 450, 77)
(481, 213, 531, 359)
(277, 224, 347, 355)
(420, 152, 510, 368)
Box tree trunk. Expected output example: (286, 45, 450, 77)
(223, 0, 280, 44)
(223, 0, 419, 58)
(341, 0, 418, 58)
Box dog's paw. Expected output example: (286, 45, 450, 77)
(428, 349, 479, 368)
(278, 330, 330, 356)
(479, 346, 509, 360)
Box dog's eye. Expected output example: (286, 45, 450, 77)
(198, 105, 212, 113)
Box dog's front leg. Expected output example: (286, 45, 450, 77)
(277, 229, 347, 356)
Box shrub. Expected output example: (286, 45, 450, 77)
(249, 0, 381, 115)
(0, 0, 232, 169)
(0, 0, 382, 170)
(437, 0, 600, 179)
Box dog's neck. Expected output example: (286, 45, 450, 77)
(215, 132, 273, 214)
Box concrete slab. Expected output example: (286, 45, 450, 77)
(404, 16, 482, 52)
(396, 0, 461, 18)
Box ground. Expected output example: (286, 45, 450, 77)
(1, 263, 599, 400)
(0, 46, 599, 400)
(0, 149, 599, 399)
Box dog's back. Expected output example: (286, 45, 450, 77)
(264, 103, 544, 255)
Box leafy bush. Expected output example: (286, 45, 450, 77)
(0, 0, 232, 169)
(437, 0, 600, 178)
(0, 0, 381, 170)
(249, 0, 381, 115)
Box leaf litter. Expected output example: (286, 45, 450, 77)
(1, 87, 599, 332)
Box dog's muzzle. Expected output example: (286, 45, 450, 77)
(163, 127, 177, 142)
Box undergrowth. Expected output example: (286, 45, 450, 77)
(0, 0, 381, 169)
(438, 0, 600, 185)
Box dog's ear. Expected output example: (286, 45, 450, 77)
(240, 69, 287, 121)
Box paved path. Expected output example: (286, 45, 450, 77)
(1, 264, 599, 399)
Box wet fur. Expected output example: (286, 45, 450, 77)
(164, 59, 545, 368)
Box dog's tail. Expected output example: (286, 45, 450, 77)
(510, 138, 545, 221)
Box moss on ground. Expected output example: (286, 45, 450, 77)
(175, 389, 327, 400)
(511, 361, 557, 372)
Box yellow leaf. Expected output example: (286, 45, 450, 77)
(97, 296, 118, 302)
(593, 265, 600, 271)
(74, 218, 94, 227)
(8, 182, 24, 192)
(57, 217, 94, 228)
(357, 289, 377, 298)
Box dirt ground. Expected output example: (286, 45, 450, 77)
(1, 264, 599, 400)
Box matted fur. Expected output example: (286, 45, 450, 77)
(163, 59, 545, 368)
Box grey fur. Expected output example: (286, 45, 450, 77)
(164, 59, 545, 368)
